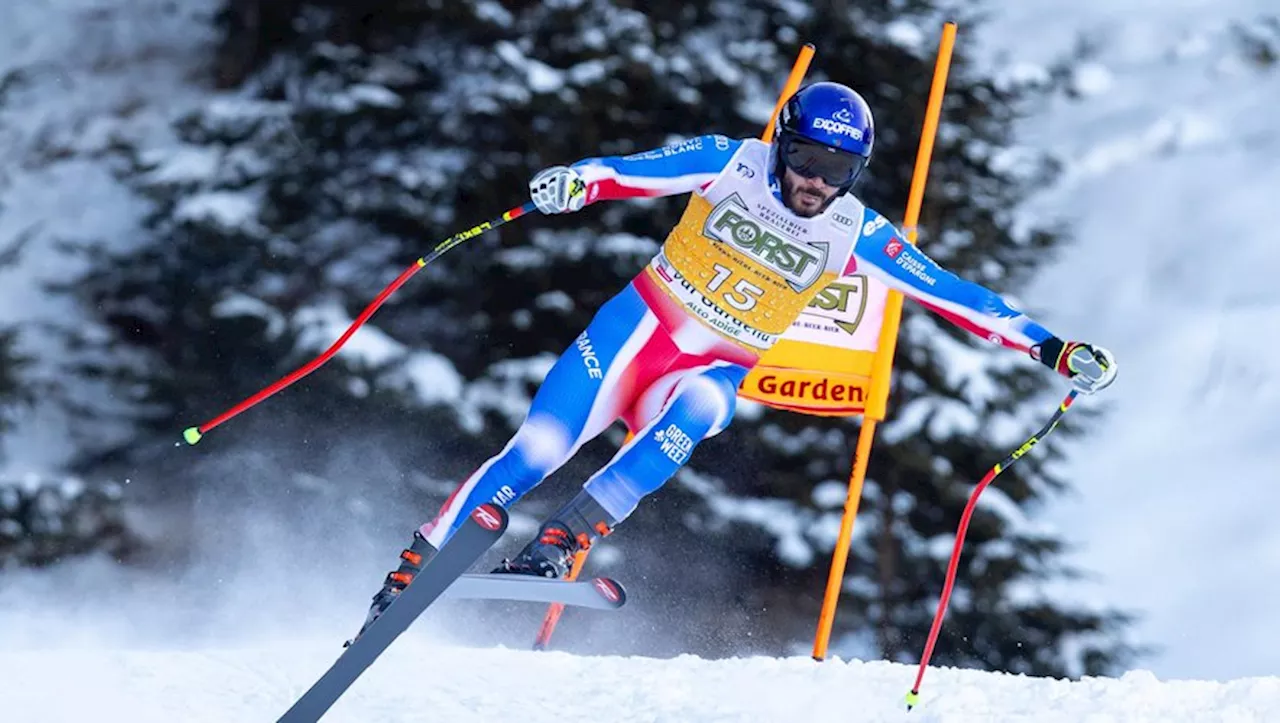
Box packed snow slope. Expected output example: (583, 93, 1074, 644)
(2, 639, 1279, 723)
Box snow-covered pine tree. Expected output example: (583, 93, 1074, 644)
(0, 326, 23, 443)
(0, 245, 139, 569)
(55, 0, 1136, 672)
(0, 474, 139, 569)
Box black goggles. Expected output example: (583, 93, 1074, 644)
(780, 136, 867, 187)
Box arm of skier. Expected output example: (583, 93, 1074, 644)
(528, 135, 742, 213)
(847, 211, 1117, 393)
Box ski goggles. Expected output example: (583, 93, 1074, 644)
(779, 135, 868, 187)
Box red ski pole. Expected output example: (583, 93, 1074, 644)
(181, 201, 539, 446)
(906, 389, 1079, 710)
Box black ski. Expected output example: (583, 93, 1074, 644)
(277, 504, 508, 723)
(442, 573, 626, 610)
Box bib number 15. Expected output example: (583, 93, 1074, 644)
(708, 263, 764, 311)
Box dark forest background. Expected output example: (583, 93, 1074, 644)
(0, 0, 1140, 677)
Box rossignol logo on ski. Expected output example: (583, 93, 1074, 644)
(471, 504, 504, 531)
(594, 577, 623, 604)
(703, 193, 826, 291)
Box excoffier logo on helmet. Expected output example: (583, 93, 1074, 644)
(812, 117, 864, 140)
(703, 193, 826, 291)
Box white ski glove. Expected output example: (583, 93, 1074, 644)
(1037, 338, 1118, 394)
(529, 165, 588, 215)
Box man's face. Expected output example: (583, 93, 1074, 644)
(781, 167, 838, 218)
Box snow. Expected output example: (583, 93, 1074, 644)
(211, 293, 287, 339)
(977, 0, 1280, 681)
(139, 145, 222, 184)
(456, 354, 559, 433)
(494, 40, 565, 93)
(388, 351, 466, 406)
(1, 641, 1279, 722)
(473, 0, 515, 29)
(597, 232, 660, 257)
(707, 495, 815, 566)
(289, 300, 469, 408)
(676, 466, 854, 567)
(811, 479, 849, 509)
(294, 301, 405, 368)
(884, 19, 928, 54)
(971, 485, 1046, 539)
(345, 83, 403, 109)
(173, 190, 263, 232)
(534, 289, 575, 312)
(1069, 62, 1115, 97)
(568, 59, 609, 85)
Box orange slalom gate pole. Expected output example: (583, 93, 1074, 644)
(531, 429, 630, 650)
(811, 21, 957, 661)
(811, 418, 880, 659)
(764, 43, 816, 144)
(532, 546, 591, 650)
(531, 42, 816, 652)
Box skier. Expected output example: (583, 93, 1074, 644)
(353, 82, 1117, 638)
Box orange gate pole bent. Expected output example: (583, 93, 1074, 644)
(763, 44, 816, 144)
(811, 21, 958, 661)
(532, 42, 816, 651)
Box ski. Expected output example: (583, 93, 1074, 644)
(277, 504, 508, 723)
(442, 573, 626, 610)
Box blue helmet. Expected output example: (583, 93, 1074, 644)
(773, 82, 875, 194)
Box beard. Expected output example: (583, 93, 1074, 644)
(781, 175, 833, 218)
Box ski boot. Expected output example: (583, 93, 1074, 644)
(346, 530, 437, 646)
(493, 490, 616, 579)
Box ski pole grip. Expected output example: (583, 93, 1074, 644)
(1067, 346, 1103, 379)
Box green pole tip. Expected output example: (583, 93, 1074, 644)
(183, 427, 203, 445)
(905, 690, 920, 710)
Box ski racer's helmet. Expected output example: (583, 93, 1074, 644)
(772, 82, 875, 197)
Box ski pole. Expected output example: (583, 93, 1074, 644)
(905, 388, 1080, 711)
(181, 200, 539, 446)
